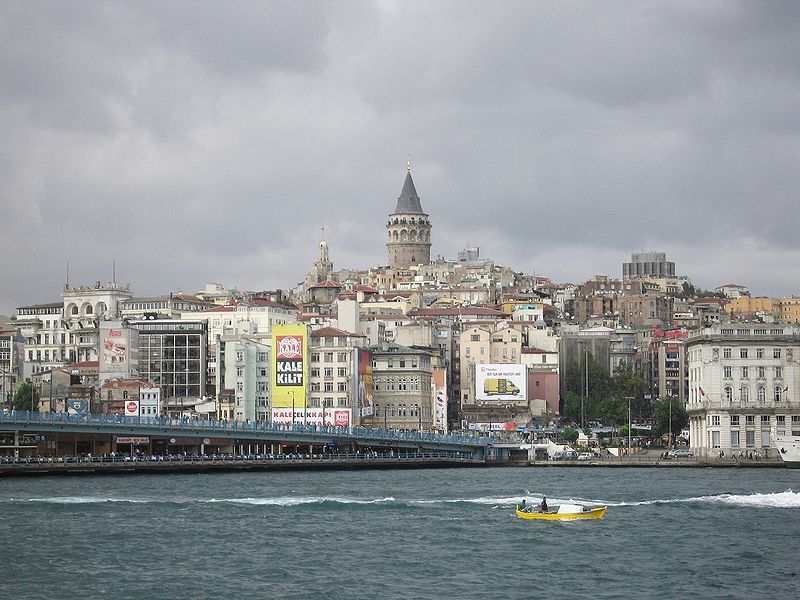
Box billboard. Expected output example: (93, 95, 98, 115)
(355, 348, 374, 418)
(432, 368, 448, 432)
(99, 321, 138, 383)
(271, 324, 308, 409)
(271, 407, 351, 427)
(476, 364, 527, 401)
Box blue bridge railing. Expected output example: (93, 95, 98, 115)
(0, 410, 488, 449)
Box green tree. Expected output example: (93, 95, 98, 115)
(563, 391, 582, 423)
(12, 381, 39, 412)
(653, 396, 689, 442)
(562, 426, 578, 444)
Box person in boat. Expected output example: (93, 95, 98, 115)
(520, 499, 531, 512)
(538, 496, 548, 513)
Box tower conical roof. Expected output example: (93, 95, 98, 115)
(393, 171, 425, 214)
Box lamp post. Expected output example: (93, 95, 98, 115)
(668, 397, 672, 448)
(384, 404, 388, 430)
(627, 396, 632, 453)
(291, 391, 295, 428)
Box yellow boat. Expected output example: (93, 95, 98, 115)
(515, 505, 607, 521)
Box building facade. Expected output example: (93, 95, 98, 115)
(686, 324, 800, 457)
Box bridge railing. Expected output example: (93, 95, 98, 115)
(0, 411, 488, 448)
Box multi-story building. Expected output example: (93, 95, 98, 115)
(308, 327, 369, 425)
(371, 342, 433, 431)
(15, 282, 132, 376)
(119, 294, 213, 320)
(622, 251, 676, 280)
(216, 335, 271, 422)
(458, 321, 523, 405)
(128, 318, 208, 416)
(686, 324, 800, 457)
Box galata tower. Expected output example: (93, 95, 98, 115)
(386, 163, 432, 269)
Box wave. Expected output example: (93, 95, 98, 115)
(605, 490, 800, 509)
(202, 496, 396, 506)
(7, 490, 798, 509)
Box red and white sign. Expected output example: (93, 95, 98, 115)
(276, 335, 303, 359)
(270, 408, 351, 427)
(124, 400, 140, 416)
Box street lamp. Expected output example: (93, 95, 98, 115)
(291, 391, 295, 427)
(627, 396, 632, 453)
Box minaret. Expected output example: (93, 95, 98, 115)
(386, 162, 432, 269)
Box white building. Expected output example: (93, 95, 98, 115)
(216, 335, 271, 422)
(686, 324, 800, 457)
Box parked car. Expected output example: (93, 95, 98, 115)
(577, 452, 593, 461)
(667, 449, 694, 458)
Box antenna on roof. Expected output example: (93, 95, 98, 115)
(407, 157, 412, 172)
(65, 258, 69, 288)
(112, 259, 116, 286)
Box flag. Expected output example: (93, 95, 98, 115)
(784, 386, 789, 393)
(699, 387, 706, 397)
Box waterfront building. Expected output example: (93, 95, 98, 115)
(370, 342, 433, 431)
(216, 335, 271, 422)
(308, 327, 369, 426)
(387, 165, 432, 270)
(686, 324, 800, 457)
(128, 318, 208, 416)
(98, 378, 160, 416)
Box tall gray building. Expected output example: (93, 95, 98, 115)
(622, 251, 676, 279)
(386, 165, 432, 269)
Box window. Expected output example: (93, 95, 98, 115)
(337, 382, 347, 392)
(774, 348, 782, 359)
(338, 352, 347, 362)
(337, 367, 347, 377)
(745, 415, 755, 425)
(324, 352, 334, 362)
(774, 367, 783, 379)
(311, 353, 320, 363)
(723, 348, 732, 359)
(711, 415, 720, 426)
(740, 367, 749, 379)
(310, 368, 319, 377)
(730, 431, 739, 447)
(740, 348, 748, 359)
(723, 366, 732, 379)
(774, 386, 783, 402)
(730, 415, 739, 426)
(757, 386, 766, 402)
(324, 368, 333, 377)
(745, 430, 755, 448)
(740, 386, 749, 402)
(471, 334, 480, 341)
(724, 386, 732, 401)
(324, 382, 333, 392)
(756, 348, 764, 359)
(757, 366, 766, 379)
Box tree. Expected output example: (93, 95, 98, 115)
(562, 391, 582, 423)
(12, 381, 39, 412)
(562, 426, 578, 444)
(653, 396, 689, 442)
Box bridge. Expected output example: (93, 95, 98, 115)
(0, 411, 489, 462)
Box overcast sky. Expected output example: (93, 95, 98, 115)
(2, 1, 799, 316)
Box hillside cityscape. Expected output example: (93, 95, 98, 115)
(2, 167, 799, 458)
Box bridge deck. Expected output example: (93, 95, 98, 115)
(0, 411, 488, 454)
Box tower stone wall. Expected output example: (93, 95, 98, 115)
(387, 169, 432, 269)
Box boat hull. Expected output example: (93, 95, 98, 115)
(775, 434, 800, 468)
(515, 506, 607, 520)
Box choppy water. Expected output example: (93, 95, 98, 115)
(1, 467, 799, 599)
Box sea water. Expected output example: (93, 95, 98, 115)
(1, 467, 798, 599)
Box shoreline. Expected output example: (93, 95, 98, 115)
(0, 456, 785, 476)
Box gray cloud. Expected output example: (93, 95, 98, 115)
(1, 0, 799, 315)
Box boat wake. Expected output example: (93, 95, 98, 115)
(602, 490, 800, 509)
(7, 490, 798, 509)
